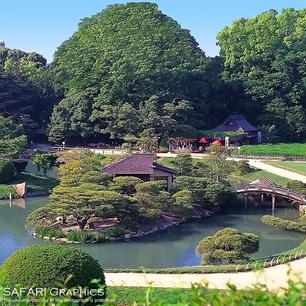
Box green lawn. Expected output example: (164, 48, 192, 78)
(0, 184, 16, 199)
(263, 161, 306, 176)
(11, 172, 58, 192)
(234, 143, 306, 157)
(240, 170, 291, 187)
(0, 172, 59, 199)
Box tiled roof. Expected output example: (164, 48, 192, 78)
(102, 153, 177, 175)
(216, 114, 258, 132)
(249, 177, 276, 187)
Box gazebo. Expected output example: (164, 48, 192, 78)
(215, 114, 261, 144)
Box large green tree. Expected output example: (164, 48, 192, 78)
(0, 115, 27, 159)
(196, 228, 259, 264)
(217, 8, 306, 142)
(49, 2, 208, 142)
(0, 48, 58, 135)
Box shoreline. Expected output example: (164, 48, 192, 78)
(33, 209, 214, 244)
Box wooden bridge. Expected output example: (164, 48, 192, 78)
(235, 177, 306, 213)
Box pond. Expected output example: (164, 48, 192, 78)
(0, 196, 304, 268)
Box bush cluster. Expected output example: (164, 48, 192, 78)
(262, 215, 306, 232)
(35, 226, 126, 243)
(67, 231, 108, 243)
(0, 160, 15, 183)
(1, 245, 104, 289)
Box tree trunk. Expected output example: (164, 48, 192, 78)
(76, 215, 90, 230)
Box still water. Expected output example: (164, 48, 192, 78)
(0, 197, 304, 268)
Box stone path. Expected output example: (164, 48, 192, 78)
(105, 257, 306, 290)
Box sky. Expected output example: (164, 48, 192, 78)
(1, 0, 305, 63)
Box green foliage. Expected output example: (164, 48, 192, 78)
(0, 115, 27, 159)
(0, 185, 16, 199)
(218, 9, 306, 142)
(135, 181, 170, 219)
(200, 129, 246, 138)
(100, 154, 128, 167)
(262, 215, 306, 232)
(112, 176, 143, 195)
(32, 150, 58, 176)
(136, 136, 158, 153)
(80, 171, 114, 186)
(26, 205, 56, 228)
(66, 231, 108, 243)
(287, 180, 306, 195)
(241, 169, 290, 187)
(0, 160, 15, 183)
(11, 159, 28, 173)
(0, 48, 57, 135)
(105, 226, 126, 238)
(173, 152, 193, 176)
(196, 227, 259, 264)
(49, 3, 207, 141)
(159, 137, 169, 150)
(1, 244, 104, 289)
(35, 226, 65, 239)
(172, 189, 193, 218)
(12, 172, 58, 192)
(233, 160, 253, 176)
(49, 185, 127, 229)
(234, 143, 306, 157)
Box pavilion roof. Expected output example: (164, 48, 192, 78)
(215, 114, 259, 133)
(102, 153, 177, 175)
(249, 177, 277, 187)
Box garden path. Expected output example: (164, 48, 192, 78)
(105, 257, 306, 289)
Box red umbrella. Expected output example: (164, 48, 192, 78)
(199, 137, 208, 144)
(212, 140, 223, 146)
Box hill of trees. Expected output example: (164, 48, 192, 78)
(0, 4, 305, 144)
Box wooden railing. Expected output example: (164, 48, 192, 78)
(236, 185, 306, 205)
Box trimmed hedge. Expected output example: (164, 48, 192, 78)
(0, 160, 15, 183)
(1, 245, 104, 289)
(262, 215, 306, 232)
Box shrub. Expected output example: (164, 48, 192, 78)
(105, 226, 125, 237)
(1, 245, 104, 290)
(113, 176, 143, 195)
(196, 227, 259, 264)
(287, 180, 306, 195)
(0, 160, 15, 183)
(67, 231, 108, 243)
(81, 171, 114, 186)
(36, 226, 65, 239)
(234, 160, 253, 176)
(261, 215, 306, 232)
(172, 189, 193, 218)
(25, 205, 56, 229)
(12, 159, 28, 173)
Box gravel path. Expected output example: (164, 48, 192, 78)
(105, 257, 306, 290)
(248, 160, 306, 183)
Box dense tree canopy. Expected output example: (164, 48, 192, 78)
(0, 48, 58, 135)
(49, 2, 209, 142)
(0, 115, 27, 159)
(217, 8, 306, 142)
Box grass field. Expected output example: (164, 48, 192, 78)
(240, 170, 291, 187)
(0, 172, 58, 199)
(107, 286, 191, 306)
(263, 161, 306, 176)
(234, 143, 306, 157)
